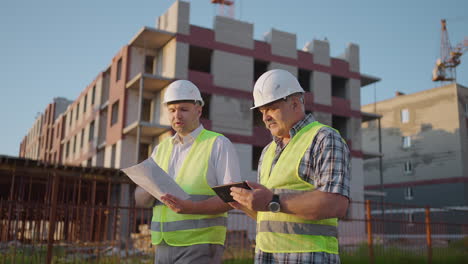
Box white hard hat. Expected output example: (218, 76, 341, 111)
(163, 80, 204, 106)
(251, 69, 304, 109)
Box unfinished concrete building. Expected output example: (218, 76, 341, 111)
(20, 97, 72, 161)
(20, 1, 379, 236)
(362, 83, 468, 210)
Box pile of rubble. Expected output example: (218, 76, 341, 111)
(131, 224, 153, 254)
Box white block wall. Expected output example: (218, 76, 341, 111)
(265, 28, 297, 59)
(309, 39, 331, 66)
(214, 16, 253, 49)
(350, 117, 362, 151)
(156, 0, 190, 35)
(210, 95, 253, 136)
(313, 71, 332, 106)
(212, 51, 253, 92)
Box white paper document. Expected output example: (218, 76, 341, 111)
(121, 158, 189, 200)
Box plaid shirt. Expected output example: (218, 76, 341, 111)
(256, 113, 350, 264)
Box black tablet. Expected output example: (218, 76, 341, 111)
(211, 181, 251, 203)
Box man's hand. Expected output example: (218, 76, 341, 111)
(160, 194, 194, 214)
(230, 181, 273, 212)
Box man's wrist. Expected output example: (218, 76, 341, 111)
(268, 194, 281, 213)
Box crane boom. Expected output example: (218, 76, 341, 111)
(432, 19, 468, 82)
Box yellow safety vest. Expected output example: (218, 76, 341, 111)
(150, 129, 227, 246)
(257, 121, 339, 254)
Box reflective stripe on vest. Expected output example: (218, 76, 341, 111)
(257, 121, 340, 254)
(151, 216, 227, 232)
(258, 221, 338, 237)
(150, 129, 227, 246)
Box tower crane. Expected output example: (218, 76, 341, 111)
(211, 0, 235, 18)
(432, 19, 468, 82)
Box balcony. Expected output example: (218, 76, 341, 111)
(361, 111, 381, 123)
(123, 121, 170, 137)
(128, 27, 174, 49)
(126, 73, 172, 93)
(360, 73, 381, 87)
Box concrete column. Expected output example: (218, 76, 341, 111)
(125, 89, 139, 127)
(264, 28, 297, 59)
(173, 41, 189, 79)
(120, 136, 137, 168)
(103, 140, 121, 168)
(214, 16, 254, 49)
(212, 51, 253, 91)
(349, 78, 361, 111)
(344, 43, 360, 73)
(156, 0, 190, 35)
(160, 39, 188, 80)
(306, 39, 330, 67)
(128, 47, 145, 81)
(313, 71, 331, 106)
(350, 117, 362, 151)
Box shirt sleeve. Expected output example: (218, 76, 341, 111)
(211, 136, 241, 185)
(309, 127, 350, 198)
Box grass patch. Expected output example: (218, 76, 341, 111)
(341, 241, 468, 264)
(0, 244, 154, 264)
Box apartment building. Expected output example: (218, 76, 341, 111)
(20, 97, 72, 162)
(20, 0, 379, 220)
(362, 83, 468, 209)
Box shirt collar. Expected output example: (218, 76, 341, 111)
(172, 124, 204, 145)
(273, 113, 316, 145)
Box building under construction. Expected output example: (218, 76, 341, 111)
(19, 1, 379, 217)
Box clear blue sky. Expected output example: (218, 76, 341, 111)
(1, 0, 467, 156)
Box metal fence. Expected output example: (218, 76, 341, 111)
(0, 156, 256, 263)
(339, 200, 468, 264)
(0, 200, 255, 263)
(1, 156, 467, 263)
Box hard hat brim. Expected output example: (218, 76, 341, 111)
(250, 92, 303, 110)
(250, 96, 288, 110)
(163, 99, 204, 107)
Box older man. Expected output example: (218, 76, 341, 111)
(231, 69, 350, 264)
(135, 80, 240, 264)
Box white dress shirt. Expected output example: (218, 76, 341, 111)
(151, 125, 241, 186)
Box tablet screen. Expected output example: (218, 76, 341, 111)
(211, 181, 251, 203)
